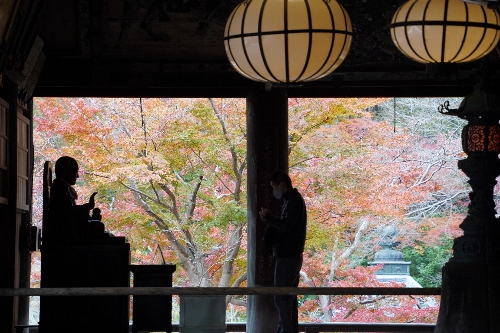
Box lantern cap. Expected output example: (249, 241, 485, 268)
(439, 84, 500, 122)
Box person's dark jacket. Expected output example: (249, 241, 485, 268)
(263, 188, 307, 257)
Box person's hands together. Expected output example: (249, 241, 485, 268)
(259, 208, 269, 221)
(88, 192, 97, 210)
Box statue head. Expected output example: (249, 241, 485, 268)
(55, 156, 79, 185)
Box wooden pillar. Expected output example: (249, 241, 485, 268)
(0, 77, 21, 333)
(246, 88, 288, 333)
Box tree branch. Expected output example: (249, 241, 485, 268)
(120, 180, 172, 212)
(190, 148, 233, 193)
(330, 219, 369, 282)
(150, 179, 162, 203)
(159, 184, 180, 220)
(187, 175, 203, 220)
(123, 178, 191, 261)
(300, 271, 332, 321)
(225, 272, 248, 305)
(219, 225, 244, 288)
(209, 98, 241, 179)
(409, 159, 446, 189)
(406, 191, 466, 217)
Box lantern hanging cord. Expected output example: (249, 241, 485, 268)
(393, 97, 396, 133)
(139, 97, 148, 156)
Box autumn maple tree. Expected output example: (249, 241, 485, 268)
(32, 96, 468, 323)
(285, 98, 466, 322)
(34, 98, 248, 295)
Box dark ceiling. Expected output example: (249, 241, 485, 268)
(33, 0, 500, 98)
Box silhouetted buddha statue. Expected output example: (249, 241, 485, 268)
(45, 156, 104, 242)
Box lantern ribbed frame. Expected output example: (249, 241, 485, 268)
(390, 0, 500, 64)
(224, 0, 353, 83)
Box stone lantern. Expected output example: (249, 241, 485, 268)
(369, 225, 421, 288)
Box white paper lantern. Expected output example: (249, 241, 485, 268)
(391, 0, 500, 63)
(224, 0, 352, 83)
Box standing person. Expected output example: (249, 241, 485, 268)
(259, 170, 307, 333)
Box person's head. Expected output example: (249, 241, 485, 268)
(269, 170, 292, 199)
(55, 156, 79, 185)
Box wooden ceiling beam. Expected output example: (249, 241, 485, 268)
(34, 58, 483, 98)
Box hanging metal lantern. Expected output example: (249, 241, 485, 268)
(390, 0, 500, 64)
(461, 124, 500, 155)
(223, 0, 353, 83)
(439, 86, 500, 157)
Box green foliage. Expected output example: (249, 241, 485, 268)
(217, 200, 247, 226)
(327, 103, 359, 120)
(402, 237, 454, 288)
(358, 257, 370, 267)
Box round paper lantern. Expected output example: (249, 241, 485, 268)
(224, 0, 352, 83)
(390, 0, 500, 63)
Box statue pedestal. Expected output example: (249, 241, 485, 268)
(39, 237, 130, 333)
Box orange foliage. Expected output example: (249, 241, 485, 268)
(33, 96, 464, 323)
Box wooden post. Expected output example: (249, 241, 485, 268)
(246, 88, 288, 333)
(0, 77, 21, 333)
(129, 265, 176, 333)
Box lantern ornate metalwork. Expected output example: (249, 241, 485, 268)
(223, 0, 353, 83)
(439, 86, 500, 156)
(390, 0, 500, 64)
(461, 123, 500, 155)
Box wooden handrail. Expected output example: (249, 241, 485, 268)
(217, 323, 436, 333)
(0, 287, 440, 297)
(15, 322, 436, 333)
(10, 287, 440, 332)
(15, 322, 437, 333)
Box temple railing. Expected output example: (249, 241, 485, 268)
(14, 322, 436, 333)
(2, 287, 440, 333)
(1, 286, 440, 296)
